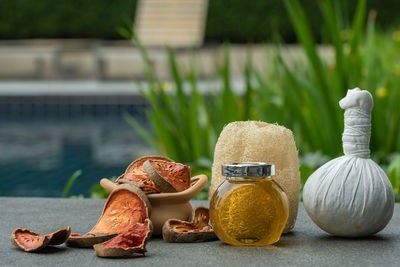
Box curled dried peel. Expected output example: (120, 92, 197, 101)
(66, 233, 117, 248)
(91, 186, 150, 234)
(144, 159, 191, 193)
(11, 227, 71, 252)
(67, 184, 150, 247)
(162, 207, 216, 243)
(116, 156, 174, 194)
(94, 219, 152, 258)
(47, 227, 72, 245)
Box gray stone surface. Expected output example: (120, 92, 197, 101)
(1, 198, 399, 266)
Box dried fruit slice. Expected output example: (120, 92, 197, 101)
(116, 156, 174, 194)
(94, 219, 152, 258)
(143, 160, 191, 192)
(67, 184, 150, 247)
(162, 207, 216, 243)
(11, 227, 71, 252)
(47, 227, 72, 245)
(66, 233, 117, 248)
(143, 160, 176, 193)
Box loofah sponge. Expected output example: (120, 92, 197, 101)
(209, 121, 300, 233)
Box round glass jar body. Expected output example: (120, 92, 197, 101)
(210, 164, 289, 246)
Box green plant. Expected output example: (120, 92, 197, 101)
(1, 0, 399, 42)
(125, 33, 255, 170)
(255, 0, 400, 159)
(122, 36, 258, 200)
(62, 170, 115, 198)
(62, 170, 82, 198)
(89, 176, 116, 198)
(388, 154, 400, 202)
(123, 0, 400, 201)
(0, 0, 137, 39)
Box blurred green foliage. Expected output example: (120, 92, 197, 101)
(279, 0, 400, 159)
(1, 0, 399, 42)
(121, 0, 400, 201)
(388, 154, 400, 202)
(206, 0, 319, 43)
(62, 170, 83, 198)
(89, 176, 116, 199)
(0, 0, 137, 39)
(52, 0, 400, 201)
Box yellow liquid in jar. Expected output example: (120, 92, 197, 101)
(210, 179, 289, 246)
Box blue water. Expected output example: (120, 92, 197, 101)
(0, 96, 153, 197)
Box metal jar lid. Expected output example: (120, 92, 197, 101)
(222, 162, 275, 178)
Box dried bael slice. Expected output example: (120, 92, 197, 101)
(67, 184, 150, 247)
(143, 159, 191, 193)
(94, 219, 152, 258)
(162, 207, 216, 243)
(67, 233, 117, 248)
(116, 156, 174, 194)
(47, 227, 72, 245)
(11, 227, 71, 252)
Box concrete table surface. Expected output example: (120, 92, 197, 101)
(1, 198, 399, 267)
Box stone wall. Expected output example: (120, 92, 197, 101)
(0, 40, 333, 80)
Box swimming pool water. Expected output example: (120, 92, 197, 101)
(0, 96, 154, 197)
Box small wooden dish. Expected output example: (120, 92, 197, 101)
(100, 174, 208, 236)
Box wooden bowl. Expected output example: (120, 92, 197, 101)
(100, 174, 208, 236)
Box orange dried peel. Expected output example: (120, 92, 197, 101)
(144, 159, 191, 192)
(67, 184, 150, 247)
(94, 219, 153, 257)
(116, 156, 173, 194)
(11, 227, 71, 252)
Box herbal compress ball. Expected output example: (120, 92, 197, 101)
(210, 121, 300, 233)
(303, 88, 394, 237)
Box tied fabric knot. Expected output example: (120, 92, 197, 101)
(342, 108, 371, 158)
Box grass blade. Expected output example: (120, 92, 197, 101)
(349, 0, 366, 55)
(123, 112, 158, 151)
(62, 170, 82, 198)
(320, 0, 347, 93)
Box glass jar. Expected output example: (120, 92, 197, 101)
(210, 162, 289, 246)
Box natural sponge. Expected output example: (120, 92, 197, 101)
(209, 121, 300, 233)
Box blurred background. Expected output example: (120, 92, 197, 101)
(1, 0, 400, 199)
